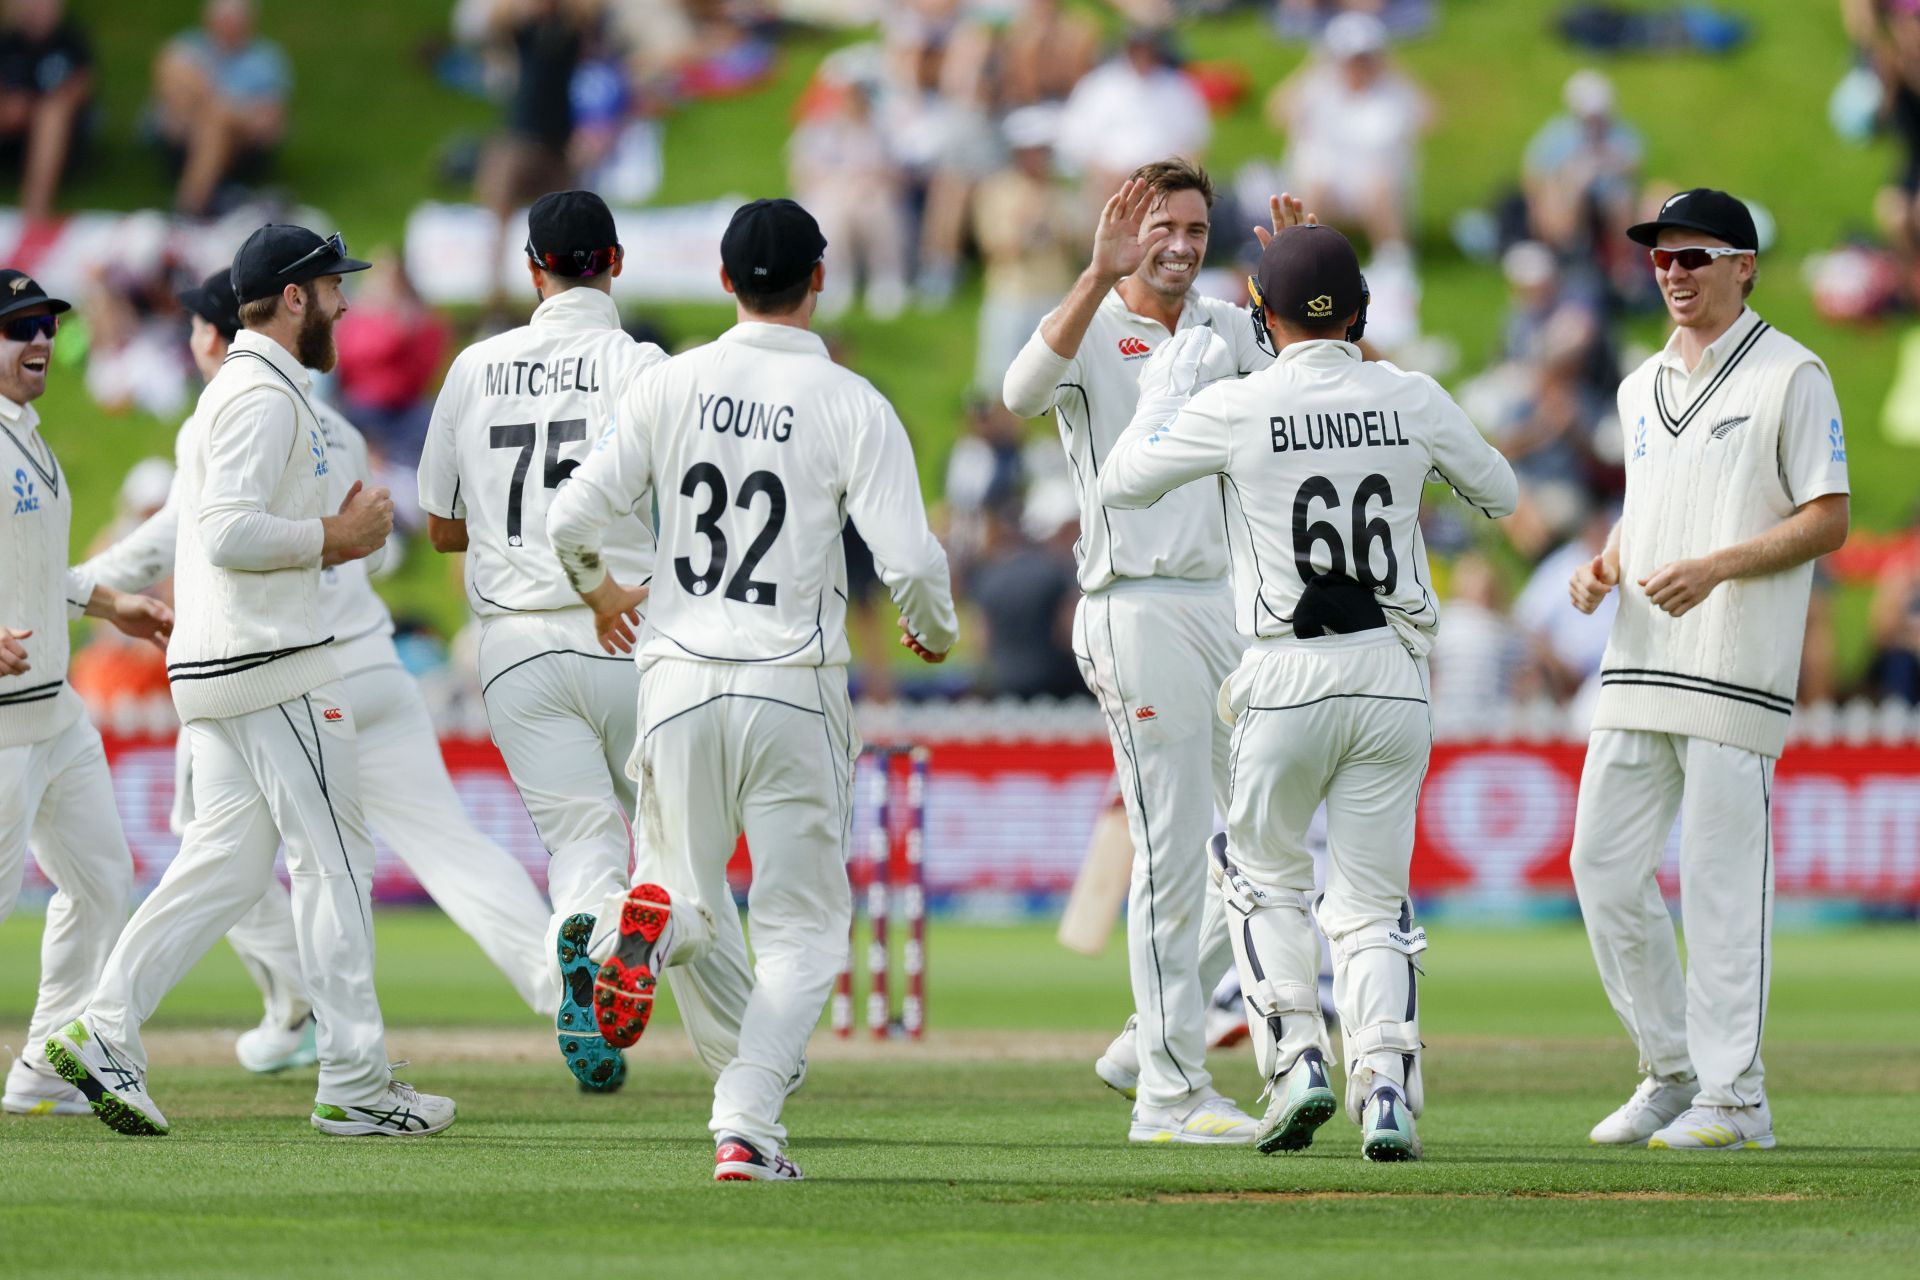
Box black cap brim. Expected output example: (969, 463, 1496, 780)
(297, 253, 374, 281)
(0, 293, 70, 321)
(1626, 216, 1735, 247)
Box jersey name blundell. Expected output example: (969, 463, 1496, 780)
(482, 355, 601, 398)
(698, 392, 795, 444)
(1270, 409, 1411, 454)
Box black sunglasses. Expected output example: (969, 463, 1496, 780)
(2, 314, 57, 343)
(280, 231, 348, 278)
(1649, 245, 1754, 272)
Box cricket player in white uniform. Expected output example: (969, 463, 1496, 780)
(0, 271, 170, 1119)
(1003, 160, 1298, 1143)
(419, 190, 666, 1090)
(48, 224, 455, 1137)
(549, 198, 957, 1182)
(1568, 190, 1849, 1152)
(1103, 225, 1517, 1160)
(81, 266, 562, 1081)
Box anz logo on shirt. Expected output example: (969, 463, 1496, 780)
(1630, 417, 1647, 462)
(10, 468, 38, 514)
(310, 429, 329, 477)
(1828, 418, 1847, 464)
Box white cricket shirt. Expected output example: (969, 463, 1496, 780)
(1003, 287, 1269, 593)
(419, 287, 664, 618)
(1101, 338, 1518, 656)
(548, 321, 958, 668)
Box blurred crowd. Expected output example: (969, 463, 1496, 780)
(16, 0, 1920, 715)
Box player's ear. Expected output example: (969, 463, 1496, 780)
(719, 265, 737, 297)
(610, 245, 624, 280)
(527, 258, 544, 295)
(810, 261, 825, 295)
(282, 280, 304, 316)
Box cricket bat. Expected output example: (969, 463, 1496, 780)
(1058, 806, 1134, 956)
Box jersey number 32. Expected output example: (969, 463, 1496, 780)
(675, 462, 788, 606)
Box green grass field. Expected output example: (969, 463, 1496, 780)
(3, 911, 1917, 1277)
(34, 0, 1920, 670)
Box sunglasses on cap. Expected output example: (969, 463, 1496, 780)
(526, 242, 619, 279)
(280, 231, 349, 277)
(2, 314, 57, 343)
(1650, 245, 1754, 272)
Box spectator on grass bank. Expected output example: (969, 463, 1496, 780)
(943, 396, 1027, 578)
(789, 79, 910, 321)
(1266, 10, 1428, 252)
(1055, 28, 1210, 194)
(148, 0, 291, 217)
(1521, 70, 1643, 285)
(1428, 552, 1526, 726)
(475, 0, 597, 302)
(999, 0, 1099, 108)
(965, 491, 1083, 702)
(1867, 539, 1920, 702)
(332, 257, 452, 465)
(0, 0, 91, 221)
(1843, 0, 1920, 267)
(969, 105, 1080, 393)
(1513, 510, 1618, 704)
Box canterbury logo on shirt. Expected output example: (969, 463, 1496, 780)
(1117, 337, 1151, 358)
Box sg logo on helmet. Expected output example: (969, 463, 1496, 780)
(1306, 295, 1333, 318)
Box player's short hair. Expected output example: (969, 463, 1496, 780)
(1129, 157, 1216, 211)
(236, 280, 312, 329)
(732, 273, 813, 317)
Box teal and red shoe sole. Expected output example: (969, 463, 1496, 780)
(556, 913, 626, 1093)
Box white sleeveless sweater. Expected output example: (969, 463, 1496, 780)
(1594, 317, 1829, 758)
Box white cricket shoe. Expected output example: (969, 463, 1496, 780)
(714, 1134, 804, 1181)
(1589, 1073, 1699, 1146)
(1361, 1084, 1422, 1162)
(44, 1019, 168, 1136)
(1254, 1047, 1337, 1154)
(1129, 1088, 1257, 1145)
(236, 1013, 319, 1075)
(3, 1055, 90, 1116)
(1094, 1014, 1140, 1100)
(1648, 1099, 1775, 1151)
(311, 1076, 455, 1137)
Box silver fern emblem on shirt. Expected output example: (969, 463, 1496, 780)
(1709, 414, 1750, 440)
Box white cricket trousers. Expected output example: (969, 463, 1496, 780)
(633, 657, 857, 1155)
(478, 613, 638, 987)
(1073, 583, 1237, 1109)
(224, 663, 558, 1025)
(85, 683, 391, 1106)
(1223, 630, 1430, 1099)
(0, 717, 134, 1073)
(1570, 729, 1775, 1108)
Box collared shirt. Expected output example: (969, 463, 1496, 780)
(1003, 286, 1270, 593)
(420, 286, 665, 617)
(548, 319, 957, 669)
(1101, 336, 1516, 652)
(0, 389, 92, 747)
(1654, 307, 1849, 507)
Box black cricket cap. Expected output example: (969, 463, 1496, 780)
(1627, 188, 1757, 251)
(0, 269, 70, 321)
(721, 198, 827, 294)
(230, 224, 371, 305)
(1254, 225, 1365, 329)
(179, 267, 241, 341)
(527, 190, 621, 278)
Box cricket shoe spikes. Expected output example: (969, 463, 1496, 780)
(1589, 1073, 1698, 1145)
(556, 913, 626, 1092)
(3, 1053, 89, 1116)
(311, 1077, 456, 1137)
(235, 1012, 319, 1075)
(1648, 1100, 1775, 1151)
(1361, 1085, 1422, 1162)
(44, 1019, 168, 1136)
(1094, 1014, 1141, 1100)
(714, 1135, 804, 1181)
(594, 885, 674, 1049)
(1256, 1047, 1337, 1154)
(1129, 1088, 1258, 1145)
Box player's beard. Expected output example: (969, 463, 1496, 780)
(296, 302, 338, 372)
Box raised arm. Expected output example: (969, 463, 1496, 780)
(1426, 380, 1518, 521)
(1100, 330, 1234, 509)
